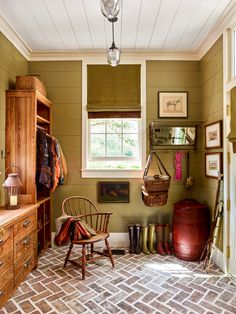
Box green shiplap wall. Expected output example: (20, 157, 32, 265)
(0, 32, 28, 206)
(192, 36, 223, 250)
(0, 32, 225, 239)
(29, 60, 201, 232)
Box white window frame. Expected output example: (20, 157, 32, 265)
(81, 59, 146, 178)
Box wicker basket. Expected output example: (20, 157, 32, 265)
(142, 185, 168, 207)
(15, 75, 46, 97)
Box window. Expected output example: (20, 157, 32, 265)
(81, 60, 146, 178)
(88, 118, 141, 169)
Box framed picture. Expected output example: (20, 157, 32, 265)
(205, 120, 222, 149)
(98, 182, 129, 203)
(158, 92, 188, 118)
(205, 153, 222, 178)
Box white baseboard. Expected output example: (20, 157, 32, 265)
(212, 246, 224, 271)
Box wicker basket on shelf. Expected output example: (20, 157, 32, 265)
(15, 75, 47, 97)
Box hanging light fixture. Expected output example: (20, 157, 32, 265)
(100, 0, 120, 21)
(107, 21, 120, 67)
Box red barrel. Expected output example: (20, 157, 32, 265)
(172, 199, 210, 261)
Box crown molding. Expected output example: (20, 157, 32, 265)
(0, 15, 31, 60)
(29, 50, 199, 61)
(198, 0, 236, 59)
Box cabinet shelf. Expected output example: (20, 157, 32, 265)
(37, 115, 50, 125)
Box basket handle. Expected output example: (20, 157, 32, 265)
(143, 151, 171, 179)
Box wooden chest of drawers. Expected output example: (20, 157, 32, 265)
(0, 204, 38, 309)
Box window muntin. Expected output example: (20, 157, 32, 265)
(88, 118, 141, 169)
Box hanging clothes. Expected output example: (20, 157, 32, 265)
(37, 129, 52, 189)
(37, 129, 66, 191)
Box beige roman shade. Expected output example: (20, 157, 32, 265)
(87, 64, 141, 118)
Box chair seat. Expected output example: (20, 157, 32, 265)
(72, 231, 109, 244)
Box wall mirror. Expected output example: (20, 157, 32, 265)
(150, 122, 197, 148)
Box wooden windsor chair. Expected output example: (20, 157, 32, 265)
(62, 196, 115, 279)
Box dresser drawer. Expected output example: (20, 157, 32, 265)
(0, 272, 13, 309)
(0, 226, 13, 256)
(14, 253, 36, 287)
(0, 250, 13, 277)
(14, 210, 36, 236)
(14, 231, 37, 261)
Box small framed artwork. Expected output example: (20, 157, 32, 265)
(98, 182, 129, 203)
(158, 92, 188, 118)
(205, 120, 222, 149)
(205, 153, 222, 178)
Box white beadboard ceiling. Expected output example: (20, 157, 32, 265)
(0, 0, 234, 58)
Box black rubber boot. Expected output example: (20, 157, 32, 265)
(134, 224, 141, 254)
(128, 225, 134, 254)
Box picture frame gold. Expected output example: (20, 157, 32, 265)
(205, 153, 222, 178)
(205, 120, 222, 149)
(98, 182, 129, 203)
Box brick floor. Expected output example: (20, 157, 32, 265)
(0, 247, 236, 313)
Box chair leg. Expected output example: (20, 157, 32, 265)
(105, 239, 115, 268)
(91, 243, 94, 258)
(82, 244, 87, 280)
(64, 243, 73, 268)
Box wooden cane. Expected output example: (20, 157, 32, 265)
(199, 172, 223, 269)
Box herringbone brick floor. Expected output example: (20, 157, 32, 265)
(1, 247, 236, 314)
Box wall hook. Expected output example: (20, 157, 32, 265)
(1, 149, 5, 159)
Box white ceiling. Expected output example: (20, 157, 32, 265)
(0, 0, 235, 57)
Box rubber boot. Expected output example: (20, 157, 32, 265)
(163, 223, 172, 255)
(155, 223, 166, 255)
(134, 224, 141, 254)
(128, 225, 134, 254)
(148, 224, 156, 254)
(141, 225, 150, 255)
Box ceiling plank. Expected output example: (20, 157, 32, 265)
(148, 0, 182, 50)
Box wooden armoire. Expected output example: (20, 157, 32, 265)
(5, 90, 53, 257)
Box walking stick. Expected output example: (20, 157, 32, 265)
(205, 200, 223, 272)
(199, 172, 223, 271)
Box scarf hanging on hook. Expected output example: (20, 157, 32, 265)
(174, 151, 184, 181)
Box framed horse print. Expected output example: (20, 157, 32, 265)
(158, 92, 188, 118)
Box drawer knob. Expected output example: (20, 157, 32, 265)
(0, 290, 3, 297)
(0, 260, 3, 267)
(23, 220, 31, 228)
(0, 228, 5, 236)
(22, 237, 31, 246)
(0, 239, 3, 244)
(24, 261, 30, 268)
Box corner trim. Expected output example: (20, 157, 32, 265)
(0, 15, 31, 59)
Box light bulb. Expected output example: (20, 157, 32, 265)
(107, 42, 120, 67)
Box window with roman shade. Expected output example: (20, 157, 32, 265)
(87, 64, 141, 118)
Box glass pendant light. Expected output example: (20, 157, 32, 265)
(107, 21, 120, 67)
(100, 0, 120, 21)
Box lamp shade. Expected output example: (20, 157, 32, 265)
(100, 0, 120, 20)
(107, 43, 120, 67)
(3, 173, 22, 209)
